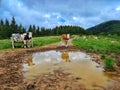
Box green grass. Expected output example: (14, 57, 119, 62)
(0, 39, 12, 50)
(104, 57, 115, 71)
(33, 36, 61, 47)
(100, 54, 115, 71)
(0, 36, 61, 51)
(72, 35, 120, 54)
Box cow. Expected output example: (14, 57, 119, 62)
(61, 34, 70, 47)
(11, 32, 33, 48)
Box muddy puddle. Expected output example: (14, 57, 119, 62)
(23, 50, 114, 89)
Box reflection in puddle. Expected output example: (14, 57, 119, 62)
(27, 59, 35, 66)
(23, 50, 113, 89)
(61, 51, 70, 62)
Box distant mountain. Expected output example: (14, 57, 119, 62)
(87, 20, 120, 35)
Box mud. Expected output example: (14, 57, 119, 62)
(19, 69, 85, 90)
(0, 42, 120, 90)
(0, 52, 24, 90)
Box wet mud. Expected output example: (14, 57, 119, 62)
(19, 69, 86, 90)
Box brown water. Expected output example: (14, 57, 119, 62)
(23, 50, 114, 89)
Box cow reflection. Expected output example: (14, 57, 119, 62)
(61, 51, 71, 62)
(27, 59, 35, 66)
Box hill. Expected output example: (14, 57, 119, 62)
(87, 20, 120, 35)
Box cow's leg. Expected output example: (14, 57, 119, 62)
(23, 40, 27, 48)
(30, 39, 32, 47)
(65, 40, 68, 47)
(66, 39, 69, 47)
(31, 39, 33, 47)
(27, 40, 31, 48)
(11, 38, 14, 48)
(12, 40, 14, 48)
(61, 38, 64, 46)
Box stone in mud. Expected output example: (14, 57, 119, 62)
(76, 77, 82, 80)
(26, 84, 35, 90)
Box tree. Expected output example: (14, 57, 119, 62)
(0, 19, 4, 26)
(5, 19, 10, 38)
(11, 16, 17, 33)
(0, 19, 4, 39)
(36, 26, 40, 36)
(18, 24, 26, 34)
(32, 25, 36, 36)
(0, 17, 27, 39)
(28, 25, 32, 32)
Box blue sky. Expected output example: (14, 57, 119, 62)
(0, 0, 120, 29)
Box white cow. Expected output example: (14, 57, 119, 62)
(11, 32, 33, 48)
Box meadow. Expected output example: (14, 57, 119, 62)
(0, 35, 120, 54)
(0, 36, 61, 50)
(72, 35, 120, 54)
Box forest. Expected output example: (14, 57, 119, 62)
(0, 17, 88, 39)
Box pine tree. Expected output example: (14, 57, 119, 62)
(0, 19, 4, 39)
(11, 16, 17, 33)
(32, 25, 36, 36)
(28, 25, 32, 32)
(36, 26, 40, 36)
(5, 19, 10, 38)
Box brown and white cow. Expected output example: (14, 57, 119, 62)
(61, 34, 70, 47)
(11, 32, 33, 48)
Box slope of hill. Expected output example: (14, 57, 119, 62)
(87, 20, 120, 35)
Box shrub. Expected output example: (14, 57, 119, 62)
(104, 57, 115, 71)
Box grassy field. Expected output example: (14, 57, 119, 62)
(72, 35, 120, 54)
(0, 36, 61, 50)
(0, 35, 120, 54)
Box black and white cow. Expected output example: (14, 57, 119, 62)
(11, 32, 33, 48)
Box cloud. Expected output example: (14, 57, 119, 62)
(116, 6, 120, 11)
(0, 0, 120, 29)
(43, 14, 51, 18)
(73, 17, 79, 21)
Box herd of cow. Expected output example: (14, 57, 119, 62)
(10, 32, 70, 48)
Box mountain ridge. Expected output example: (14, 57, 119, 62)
(87, 20, 120, 35)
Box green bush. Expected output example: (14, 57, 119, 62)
(104, 57, 115, 71)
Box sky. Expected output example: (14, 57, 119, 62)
(0, 0, 120, 29)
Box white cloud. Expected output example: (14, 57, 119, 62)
(116, 6, 120, 11)
(73, 17, 79, 21)
(72, 16, 85, 23)
(43, 14, 51, 18)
